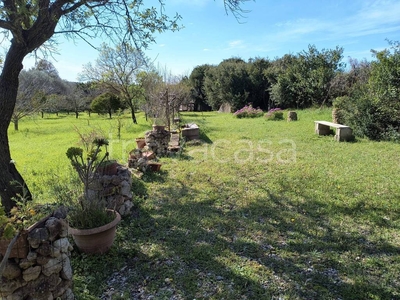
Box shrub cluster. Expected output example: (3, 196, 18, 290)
(265, 108, 284, 121)
(233, 105, 264, 118)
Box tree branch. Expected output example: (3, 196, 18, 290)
(0, 232, 20, 277)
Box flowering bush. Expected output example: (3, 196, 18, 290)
(265, 108, 284, 121)
(233, 105, 264, 118)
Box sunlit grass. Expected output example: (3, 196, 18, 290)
(10, 108, 400, 299)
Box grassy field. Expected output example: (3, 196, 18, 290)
(9, 109, 400, 299)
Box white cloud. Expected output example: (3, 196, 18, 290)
(227, 40, 246, 49)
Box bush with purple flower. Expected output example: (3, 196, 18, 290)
(265, 108, 284, 121)
(233, 104, 264, 118)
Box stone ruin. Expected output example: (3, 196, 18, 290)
(144, 128, 171, 157)
(88, 164, 134, 217)
(0, 209, 74, 299)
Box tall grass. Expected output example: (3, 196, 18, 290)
(10, 109, 400, 299)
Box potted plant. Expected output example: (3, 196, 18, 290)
(66, 137, 121, 254)
(97, 159, 119, 176)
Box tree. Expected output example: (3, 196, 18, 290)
(269, 45, 344, 108)
(0, 0, 248, 212)
(80, 42, 149, 124)
(13, 69, 67, 130)
(189, 64, 212, 111)
(136, 70, 164, 120)
(91, 92, 122, 118)
(35, 59, 60, 78)
(337, 41, 400, 141)
(204, 58, 251, 111)
(247, 57, 271, 110)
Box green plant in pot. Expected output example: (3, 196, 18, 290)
(66, 137, 121, 254)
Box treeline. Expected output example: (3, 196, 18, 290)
(189, 44, 345, 111)
(16, 41, 400, 142)
(188, 42, 400, 142)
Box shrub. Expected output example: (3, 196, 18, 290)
(233, 104, 263, 118)
(265, 108, 284, 120)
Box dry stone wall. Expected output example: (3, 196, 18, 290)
(88, 164, 134, 217)
(144, 129, 171, 157)
(0, 209, 74, 299)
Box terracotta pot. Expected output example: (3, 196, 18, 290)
(0, 214, 53, 259)
(152, 125, 165, 132)
(0, 231, 29, 258)
(135, 138, 146, 149)
(68, 210, 121, 254)
(148, 162, 162, 172)
(97, 160, 118, 176)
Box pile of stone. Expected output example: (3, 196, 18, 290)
(128, 149, 156, 173)
(88, 164, 134, 217)
(0, 210, 74, 299)
(144, 128, 171, 157)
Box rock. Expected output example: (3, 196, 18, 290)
(19, 258, 35, 270)
(27, 251, 38, 261)
(60, 288, 74, 300)
(23, 273, 60, 296)
(123, 201, 133, 215)
(36, 255, 50, 266)
(31, 290, 54, 300)
(53, 280, 71, 298)
(52, 238, 73, 255)
(28, 228, 49, 248)
(45, 218, 68, 241)
(111, 177, 123, 185)
(23, 266, 42, 282)
(0, 279, 24, 296)
(52, 206, 67, 219)
(2, 261, 21, 280)
(36, 242, 52, 257)
(287, 111, 298, 121)
(120, 181, 131, 197)
(60, 254, 72, 280)
(42, 256, 63, 276)
(118, 205, 126, 216)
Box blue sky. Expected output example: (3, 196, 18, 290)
(22, 0, 400, 81)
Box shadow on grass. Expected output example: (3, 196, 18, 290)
(77, 167, 399, 299)
(109, 175, 400, 300)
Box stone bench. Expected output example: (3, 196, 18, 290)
(314, 121, 354, 142)
(182, 123, 199, 141)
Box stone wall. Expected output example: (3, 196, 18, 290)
(144, 129, 171, 157)
(0, 209, 74, 299)
(88, 164, 134, 217)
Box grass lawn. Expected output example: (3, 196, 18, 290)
(9, 109, 400, 299)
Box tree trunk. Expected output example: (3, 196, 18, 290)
(75, 110, 79, 119)
(13, 120, 18, 131)
(130, 106, 137, 124)
(0, 42, 32, 213)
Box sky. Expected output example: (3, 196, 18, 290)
(21, 0, 400, 82)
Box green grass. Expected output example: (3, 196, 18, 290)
(10, 109, 400, 299)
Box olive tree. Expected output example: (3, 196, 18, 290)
(13, 68, 67, 130)
(80, 42, 150, 124)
